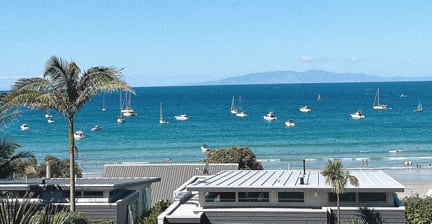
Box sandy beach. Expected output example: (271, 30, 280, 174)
(385, 167, 432, 198)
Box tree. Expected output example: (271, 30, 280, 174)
(3, 56, 133, 211)
(0, 136, 34, 178)
(321, 159, 359, 224)
(204, 146, 263, 170)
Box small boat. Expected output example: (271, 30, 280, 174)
(350, 110, 365, 119)
(400, 93, 407, 98)
(175, 114, 189, 121)
(414, 100, 423, 112)
(74, 129, 85, 139)
(317, 94, 321, 101)
(91, 125, 101, 131)
(201, 144, 210, 152)
(373, 88, 388, 110)
(263, 112, 277, 121)
(47, 118, 55, 123)
(230, 96, 239, 114)
(299, 105, 311, 113)
(285, 119, 295, 127)
(20, 124, 29, 131)
(45, 113, 53, 118)
(117, 116, 124, 124)
(159, 103, 169, 124)
(235, 111, 248, 117)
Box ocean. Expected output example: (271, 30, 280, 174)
(3, 82, 432, 177)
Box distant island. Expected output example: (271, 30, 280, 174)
(195, 70, 432, 85)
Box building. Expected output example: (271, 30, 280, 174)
(159, 169, 406, 224)
(0, 177, 160, 224)
(102, 163, 238, 206)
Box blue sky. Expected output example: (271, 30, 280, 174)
(1, 1, 431, 90)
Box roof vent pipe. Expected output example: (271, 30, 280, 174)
(46, 160, 51, 179)
(303, 159, 306, 175)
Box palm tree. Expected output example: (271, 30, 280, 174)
(321, 159, 359, 224)
(0, 136, 34, 178)
(3, 56, 134, 211)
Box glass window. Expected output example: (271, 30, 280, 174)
(329, 192, 356, 202)
(238, 192, 269, 202)
(205, 192, 236, 202)
(278, 192, 304, 202)
(359, 193, 386, 202)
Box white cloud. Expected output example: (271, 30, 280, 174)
(300, 56, 314, 62)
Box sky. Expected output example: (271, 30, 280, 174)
(1, 1, 432, 90)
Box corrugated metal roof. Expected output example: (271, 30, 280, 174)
(102, 163, 238, 205)
(187, 169, 404, 192)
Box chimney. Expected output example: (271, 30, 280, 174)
(46, 160, 51, 179)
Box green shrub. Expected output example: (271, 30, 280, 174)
(141, 200, 171, 224)
(204, 146, 263, 170)
(64, 212, 88, 224)
(402, 194, 432, 224)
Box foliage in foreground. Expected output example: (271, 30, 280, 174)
(0, 194, 71, 224)
(141, 200, 171, 224)
(204, 146, 263, 170)
(12, 154, 83, 178)
(403, 194, 432, 224)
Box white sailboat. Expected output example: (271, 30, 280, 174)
(160, 103, 169, 124)
(230, 96, 239, 114)
(414, 100, 423, 112)
(117, 92, 125, 123)
(121, 92, 137, 117)
(373, 88, 388, 110)
(350, 110, 365, 119)
(235, 96, 248, 117)
(101, 96, 106, 112)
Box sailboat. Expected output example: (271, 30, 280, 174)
(160, 103, 169, 124)
(117, 92, 125, 123)
(230, 96, 239, 114)
(121, 92, 137, 117)
(235, 96, 248, 117)
(373, 88, 388, 110)
(101, 96, 106, 112)
(317, 94, 321, 101)
(414, 100, 423, 112)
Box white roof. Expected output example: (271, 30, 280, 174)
(187, 169, 404, 192)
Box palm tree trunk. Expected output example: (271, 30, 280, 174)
(68, 116, 76, 212)
(337, 193, 340, 224)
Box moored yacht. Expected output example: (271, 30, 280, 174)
(263, 112, 277, 121)
(20, 124, 29, 131)
(91, 125, 101, 131)
(175, 114, 189, 121)
(350, 110, 365, 119)
(285, 119, 295, 127)
(74, 129, 85, 139)
(235, 111, 248, 117)
(299, 105, 311, 113)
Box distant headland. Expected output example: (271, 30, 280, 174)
(194, 70, 432, 85)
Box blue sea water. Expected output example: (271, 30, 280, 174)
(3, 82, 432, 176)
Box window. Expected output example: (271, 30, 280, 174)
(329, 192, 356, 202)
(83, 191, 104, 198)
(359, 193, 386, 202)
(205, 192, 236, 202)
(278, 192, 304, 202)
(238, 192, 269, 202)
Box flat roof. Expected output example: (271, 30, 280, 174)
(0, 177, 160, 191)
(187, 169, 404, 192)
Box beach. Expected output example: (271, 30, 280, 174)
(385, 167, 432, 198)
